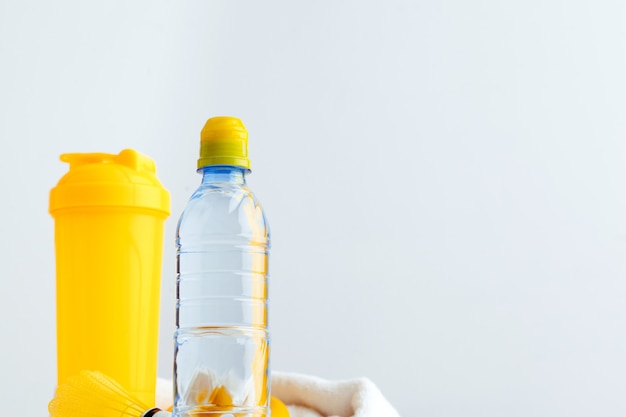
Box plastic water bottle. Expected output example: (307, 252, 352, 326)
(174, 117, 271, 417)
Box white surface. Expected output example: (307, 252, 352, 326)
(2, 1, 626, 416)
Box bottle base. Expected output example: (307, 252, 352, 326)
(173, 405, 267, 417)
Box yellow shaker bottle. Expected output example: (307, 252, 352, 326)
(49, 149, 170, 406)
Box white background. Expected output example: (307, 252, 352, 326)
(2, 1, 626, 416)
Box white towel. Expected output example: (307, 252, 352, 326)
(156, 372, 400, 417)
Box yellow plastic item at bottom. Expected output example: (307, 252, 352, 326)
(270, 396, 290, 417)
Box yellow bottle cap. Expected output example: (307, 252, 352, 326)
(49, 148, 170, 216)
(198, 116, 250, 170)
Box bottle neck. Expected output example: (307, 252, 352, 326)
(199, 165, 247, 185)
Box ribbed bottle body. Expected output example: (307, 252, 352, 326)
(174, 167, 270, 417)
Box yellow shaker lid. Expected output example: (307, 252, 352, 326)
(197, 116, 250, 170)
(49, 148, 170, 217)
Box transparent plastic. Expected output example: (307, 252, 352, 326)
(174, 166, 270, 417)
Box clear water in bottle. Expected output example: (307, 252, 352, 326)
(174, 118, 270, 417)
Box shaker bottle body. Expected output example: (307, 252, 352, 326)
(50, 149, 170, 406)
